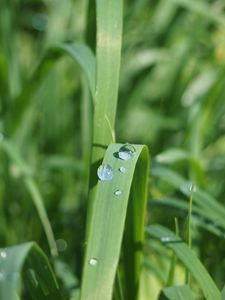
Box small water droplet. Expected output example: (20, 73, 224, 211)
(114, 190, 123, 196)
(0, 272, 5, 281)
(118, 144, 136, 161)
(0, 250, 7, 259)
(180, 182, 195, 194)
(119, 166, 126, 174)
(161, 236, 171, 243)
(89, 258, 98, 267)
(56, 239, 67, 252)
(97, 164, 113, 181)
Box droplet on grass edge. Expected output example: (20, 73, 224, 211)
(0, 250, 7, 259)
(161, 236, 171, 243)
(114, 190, 123, 196)
(119, 166, 126, 173)
(89, 258, 98, 267)
(97, 164, 113, 181)
(118, 144, 136, 161)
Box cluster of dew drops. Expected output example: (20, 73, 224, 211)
(89, 144, 136, 267)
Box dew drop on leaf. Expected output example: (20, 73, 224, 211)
(0, 250, 7, 259)
(97, 164, 113, 181)
(119, 166, 126, 173)
(89, 258, 98, 267)
(114, 190, 123, 196)
(118, 144, 136, 161)
(161, 236, 171, 243)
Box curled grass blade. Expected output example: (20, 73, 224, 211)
(80, 143, 149, 300)
(0, 242, 60, 300)
(146, 224, 220, 300)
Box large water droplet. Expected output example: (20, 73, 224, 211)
(0, 250, 7, 259)
(114, 190, 123, 196)
(89, 258, 98, 267)
(119, 166, 126, 174)
(118, 144, 136, 161)
(97, 164, 113, 181)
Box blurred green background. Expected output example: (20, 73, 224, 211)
(1, 0, 225, 298)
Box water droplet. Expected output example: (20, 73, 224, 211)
(118, 144, 136, 161)
(56, 239, 67, 252)
(0, 272, 5, 281)
(89, 258, 98, 267)
(114, 190, 123, 196)
(0, 250, 7, 259)
(97, 164, 113, 181)
(180, 182, 195, 194)
(119, 166, 126, 174)
(161, 236, 171, 243)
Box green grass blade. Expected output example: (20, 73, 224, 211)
(92, 0, 123, 163)
(170, 0, 225, 27)
(146, 224, 221, 300)
(221, 286, 225, 300)
(59, 43, 96, 98)
(11, 43, 95, 135)
(81, 143, 149, 300)
(159, 285, 195, 300)
(0, 139, 57, 257)
(152, 166, 225, 229)
(0, 242, 60, 300)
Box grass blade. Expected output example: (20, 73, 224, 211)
(11, 44, 96, 135)
(152, 166, 225, 230)
(92, 0, 123, 163)
(81, 143, 149, 300)
(159, 285, 195, 300)
(0, 139, 57, 257)
(146, 224, 221, 300)
(0, 242, 60, 300)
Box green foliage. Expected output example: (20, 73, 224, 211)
(0, 242, 60, 300)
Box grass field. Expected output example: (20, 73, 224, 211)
(0, 0, 225, 299)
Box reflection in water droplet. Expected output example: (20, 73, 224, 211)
(89, 258, 98, 267)
(114, 190, 123, 196)
(97, 164, 113, 181)
(118, 144, 136, 161)
(119, 166, 126, 174)
(161, 236, 171, 243)
(0, 250, 7, 259)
